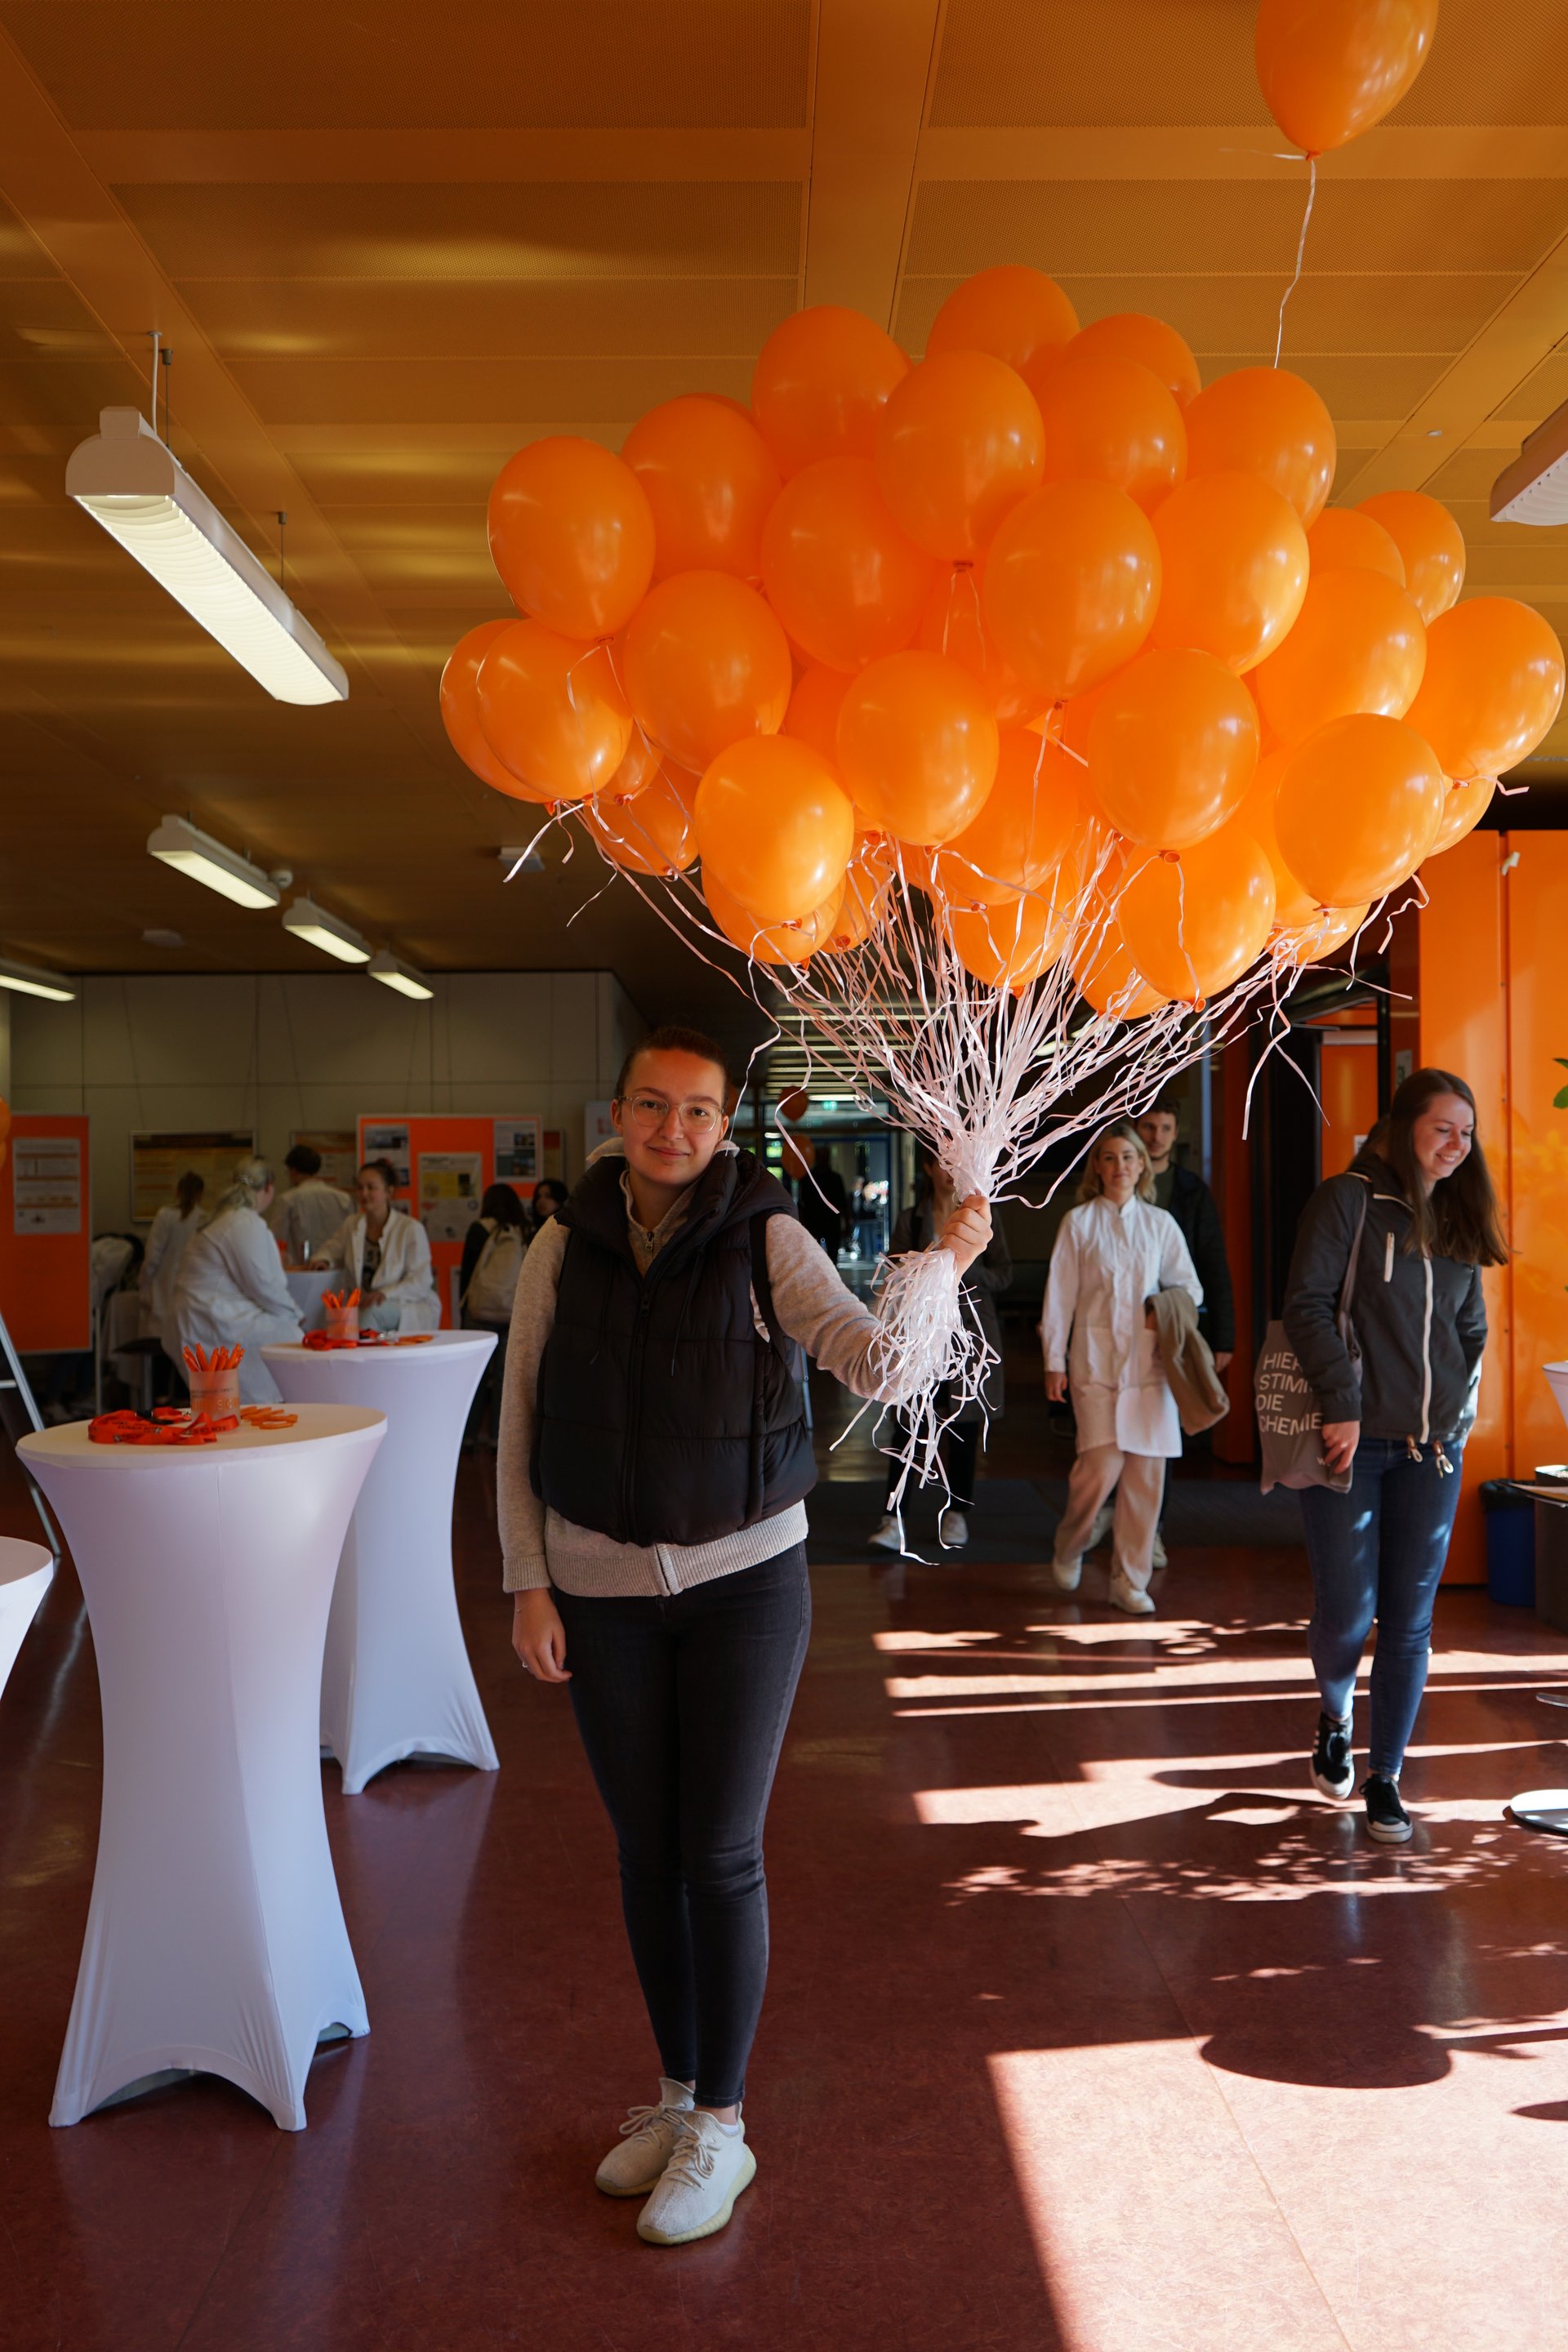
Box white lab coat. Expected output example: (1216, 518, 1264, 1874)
(168, 1204, 305, 1405)
(1041, 1195, 1202, 1458)
(320, 1208, 440, 1334)
(272, 1178, 353, 1263)
(140, 1203, 207, 1339)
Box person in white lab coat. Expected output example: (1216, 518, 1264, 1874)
(271, 1144, 353, 1266)
(140, 1170, 207, 1343)
(167, 1158, 305, 1405)
(320, 1160, 440, 1334)
(1040, 1123, 1201, 1616)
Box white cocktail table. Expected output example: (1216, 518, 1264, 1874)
(20, 1407, 385, 2131)
(262, 1333, 498, 1796)
(0, 1535, 53, 1701)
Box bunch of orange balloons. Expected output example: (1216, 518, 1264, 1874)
(439, 256, 1563, 1013)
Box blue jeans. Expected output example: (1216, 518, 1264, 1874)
(1298, 1438, 1464, 1780)
(554, 1545, 811, 2108)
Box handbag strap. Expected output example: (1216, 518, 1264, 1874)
(1337, 1186, 1370, 1323)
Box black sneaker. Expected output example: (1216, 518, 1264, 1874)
(1311, 1711, 1355, 1801)
(1362, 1775, 1413, 1844)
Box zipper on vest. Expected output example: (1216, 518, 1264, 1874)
(621, 1284, 654, 1545)
(1419, 1256, 1433, 1445)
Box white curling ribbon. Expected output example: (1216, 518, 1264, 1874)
(867, 1244, 998, 1530)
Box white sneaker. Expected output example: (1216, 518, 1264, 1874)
(938, 1507, 969, 1548)
(1051, 1555, 1082, 1592)
(1108, 1570, 1156, 1617)
(1151, 1531, 1169, 1570)
(595, 2078, 694, 2197)
(868, 1512, 903, 1552)
(1087, 1503, 1114, 1552)
(636, 2109, 757, 2245)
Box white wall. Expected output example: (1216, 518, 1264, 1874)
(9, 970, 644, 1229)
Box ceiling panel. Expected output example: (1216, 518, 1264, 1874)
(931, 0, 1268, 130)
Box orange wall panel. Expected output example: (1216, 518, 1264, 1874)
(1502, 834, 1568, 1478)
(0, 1112, 92, 1352)
(1318, 1039, 1379, 1180)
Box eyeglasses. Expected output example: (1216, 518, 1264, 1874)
(621, 1092, 724, 1134)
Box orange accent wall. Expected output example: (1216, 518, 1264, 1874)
(1318, 1036, 1379, 1181)
(0, 1112, 91, 1352)
(357, 1113, 535, 1330)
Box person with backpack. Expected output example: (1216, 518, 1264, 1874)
(501, 1025, 990, 2247)
(459, 1183, 530, 1446)
(1281, 1068, 1504, 1846)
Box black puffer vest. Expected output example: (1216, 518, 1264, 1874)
(532, 1147, 816, 1547)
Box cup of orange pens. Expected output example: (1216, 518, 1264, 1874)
(323, 1285, 361, 1342)
(182, 1342, 243, 1419)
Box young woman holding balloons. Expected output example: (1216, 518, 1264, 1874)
(1282, 1068, 1506, 1846)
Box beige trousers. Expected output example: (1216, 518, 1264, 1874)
(1052, 1444, 1165, 1590)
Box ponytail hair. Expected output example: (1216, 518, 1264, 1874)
(216, 1156, 275, 1214)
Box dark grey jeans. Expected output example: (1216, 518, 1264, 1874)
(555, 1544, 811, 2107)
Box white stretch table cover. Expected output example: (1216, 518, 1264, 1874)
(286, 1267, 333, 1332)
(18, 1408, 385, 2131)
(0, 1536, 53, 1700)
(262, 1332, 498, 1795)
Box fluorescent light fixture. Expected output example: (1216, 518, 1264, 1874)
(147, 814, 281, 910)
(1492, 398, 1568, 524)
(368, 950, 434, 1001)
(0, 954, 76, 1002)
(67, 408, 349, 705)
(499, 844, 545, 875)
(283, 895, 371, 965)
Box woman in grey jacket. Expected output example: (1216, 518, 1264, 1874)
(1281, 1068, 1505, 1845)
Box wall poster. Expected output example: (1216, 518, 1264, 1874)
(131, 1130, 255, 1224)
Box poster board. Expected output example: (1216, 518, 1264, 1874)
(0, 1113, 91, 1351)
(357, 1113, 544, 1330)
(288, 1129, 357, 1192)
(131, 1129, 255, 1225)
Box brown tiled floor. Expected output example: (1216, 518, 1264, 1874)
(5, 1438, 1568, 2350)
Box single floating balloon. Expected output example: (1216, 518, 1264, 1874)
(488, 437, 654, 640)
(874, 352, 1045, 564)
(1251, 566, 1427, 745)
(477, 621, 630, 803)
(984, 479, 1161, 704)
(836, 650, 1000, 845)
(924, 265, 1079, 381)
(1402, 596, 1564, 780)
(751, 306, 910, 478)
(760, 456, 934, 673)
(621, 396, 781, 583)
(695, 735, 854, 924)
(623, 571, 791, 773)
(1184, 367, 1336, 528)
(1255, 0, 1439, 155)
(1274, 714, 1446, 906)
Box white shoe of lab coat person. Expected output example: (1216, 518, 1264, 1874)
(319, 1207, 442, 1335)
(168, 1203, 305, 1405)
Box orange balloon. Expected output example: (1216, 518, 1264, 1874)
(623, 572, 791, 773)
(751, 307, 910, 479)
(924, 265, 1078, 380)
(695, 735, 854, 922)
(1055, 663, 1135, 764)
(1231, 746, 1318, 927)
(822, 835, 897, 951)
(930, 728, 1080, 907)
(836, 651, 1000, 845)
(1027, 350, 1187, 514)
(1402, 597, 1565, 779)
(875, 354, 1045, 563)
(1276, 900, 1373, 966)
(983, 479, 1161, 702)
(947, 893, 1064, 991)
(581, 764, 699, 875)
(703, 870, 844, 966)
(1120, 829, 1276, 1002)
(783, 663, 853, 765)
(476, 621, 630, 803)
(621, 397, 780, 584)
(1088, 648, 1259, 850)
(1275, 715, 1446, 905)
(599, 726, 666, 802)
(1253, 567, 1427, 746)
(1066, 314, 1201, 410)
(1307, 506, 1405, 586)
(760, 457, 934, 672)
(1184, 368, 1336, 527)
(1356, 491, 1464, 623)
(916, 562, 1041, 724)
(1151, 471, 1309, 674)
(1071, 911, 1166, 1019)
(1256, 0, 1439, 154)
(488, 437, 654, 639)
(440, 621, 529, 794)
(1428, 774, 1496, 857)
